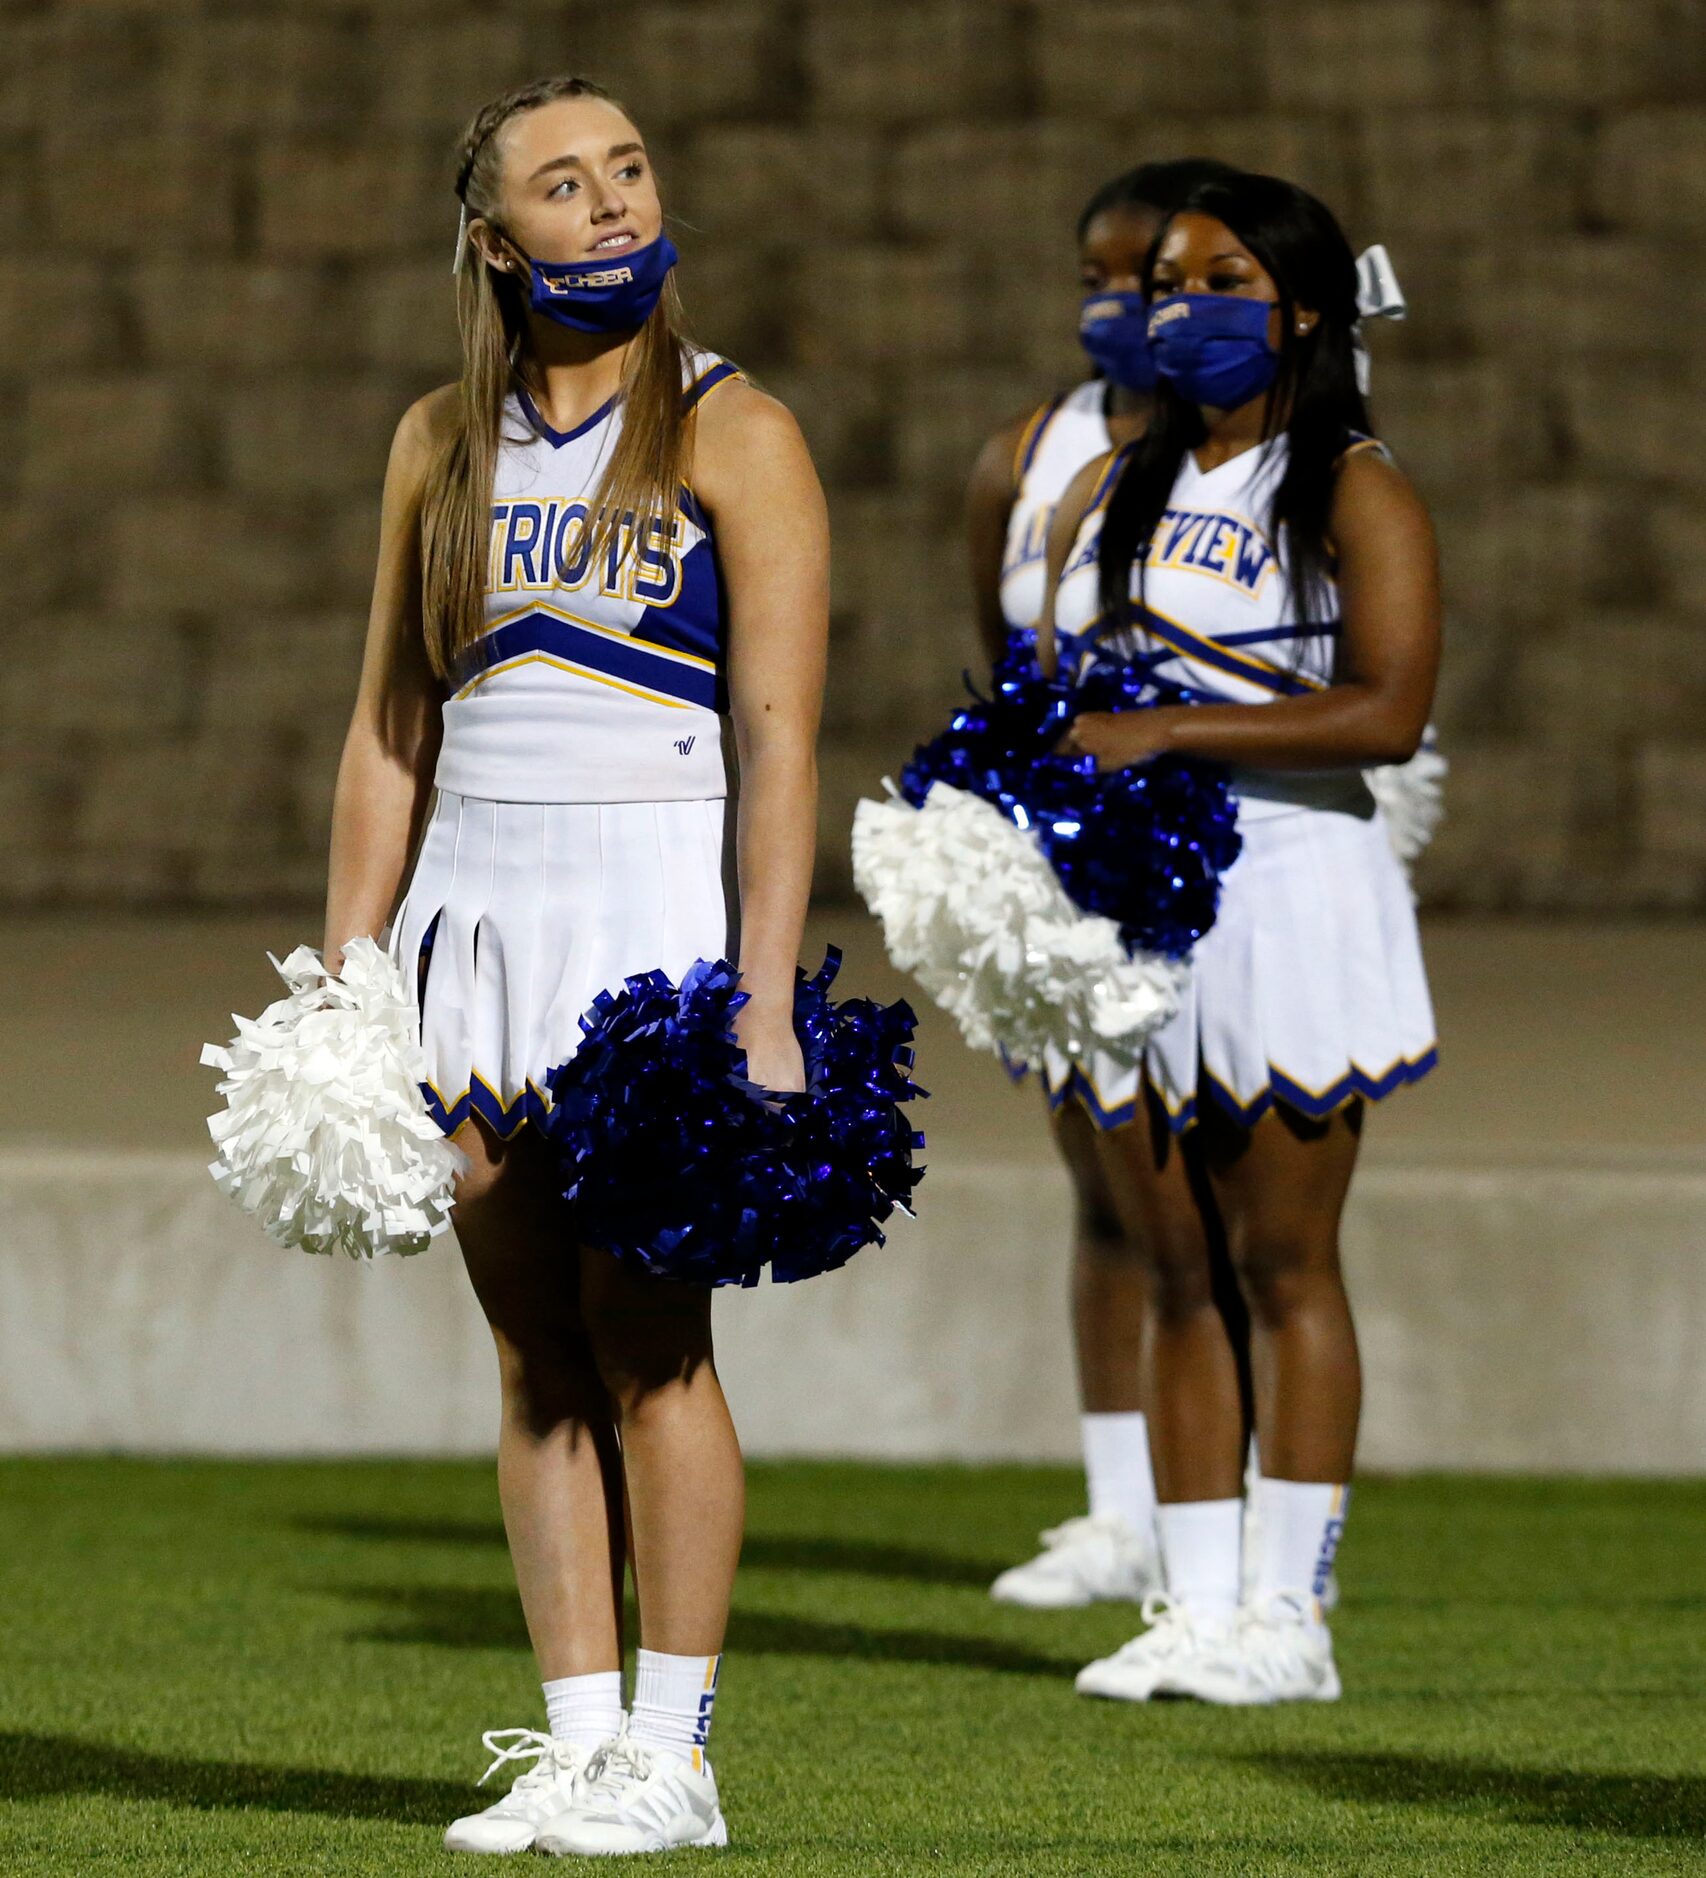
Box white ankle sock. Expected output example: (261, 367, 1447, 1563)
(1080, 1411, 1157, 1539)
(628, 1649, 721, 1770)
(1156, 1498, 1242, 1621)
(1251, 1477, 1348, 1617)
(542, 1669, 624, 1750)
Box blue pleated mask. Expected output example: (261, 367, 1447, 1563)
(1078, 290, 1158, 391)
(1147, 292, 1281, 409)
(525, 232, 680, 333)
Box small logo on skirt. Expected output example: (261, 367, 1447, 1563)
(674, 736, 696, 756)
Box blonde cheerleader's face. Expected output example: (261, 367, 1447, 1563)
(485, 94, 665, 269)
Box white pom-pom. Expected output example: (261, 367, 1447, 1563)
(852, 780, 1186, 1071)
(200, 936, 470, 1259)
(1366, 728, 1448, 871)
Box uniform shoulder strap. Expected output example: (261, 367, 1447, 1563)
(1084, 440, 1138, 518)
(1337, 428, 1396, 469)
(682, 352, 746, 413)
(1010, 394, 1068, 494)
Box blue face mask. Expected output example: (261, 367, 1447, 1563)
(1078, 290, 1158, 391)
(1146, 292, 1280, 409)
(524, 232, 679, 333)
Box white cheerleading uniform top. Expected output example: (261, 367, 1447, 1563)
(432, 347, 745, 806)
(1052, 434, 1387, 819)
(998, 380, 1112, 634)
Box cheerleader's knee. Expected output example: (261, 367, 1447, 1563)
(1137, 1219, 1221, 1326)
(579, 1254, 715, 1419)
(489, 1321, 611, 1442)
(1225, 1221, 1346, 1332)
(1054, 1096, 1143, 1264)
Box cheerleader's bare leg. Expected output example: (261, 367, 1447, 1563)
(1076, 1093, 1355, 1702)
(451, 1111, 627, 1679)
(577, 1247, 745, 1657)
(1199, 1100, 1364, 1484)
(1071, 1090, 1257, 1695)
(1053, 1100, 1148, 1418)
(994, 1086, 1242, 1612)
(1089, 1088, 1246, 1507)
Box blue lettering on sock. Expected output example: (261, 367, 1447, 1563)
(1312, 1486, 1351, 1597)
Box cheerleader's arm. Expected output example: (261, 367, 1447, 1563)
(694, 379, 830, 1095)
(321, 389, 451, 976)
(1063, 450, 1441, 772)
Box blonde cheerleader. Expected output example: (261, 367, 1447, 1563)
(326, 76, 827, 1852)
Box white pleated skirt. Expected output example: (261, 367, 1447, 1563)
(384, 789, 728, 1140)
(1035, 795, 1438, 1134)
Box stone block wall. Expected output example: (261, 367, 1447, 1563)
(2, 0, 1703, 910)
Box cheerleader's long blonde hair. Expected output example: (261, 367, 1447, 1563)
(419, 74, 692, 683)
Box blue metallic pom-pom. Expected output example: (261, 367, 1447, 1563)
(898, 630, 1241, 960)
(540, 948, 927, 1287)
(899, 628, 1073, 816)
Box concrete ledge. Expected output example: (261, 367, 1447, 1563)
(4, 1147, 1702, 1473)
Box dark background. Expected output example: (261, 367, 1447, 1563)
(5, 0, 1704, 910)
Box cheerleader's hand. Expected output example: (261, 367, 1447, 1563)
(734, 996, 807, 1100)
(1055, 708, 1179, 770)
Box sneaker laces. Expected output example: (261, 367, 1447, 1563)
(476, 1727, 577, 1791)
(1106, 1590, 1195, 1661)
(582, 1729, 657, 1798)
(1241, 1587, 1318, 1632)
(1141, 1588, 1194, 1630)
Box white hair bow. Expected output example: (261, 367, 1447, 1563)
(1351, 243, 1406, 395)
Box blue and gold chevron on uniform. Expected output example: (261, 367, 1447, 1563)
(449, 599, 721, 712)
(1052, 435, 1345, 709)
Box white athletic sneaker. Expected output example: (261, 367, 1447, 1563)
(536, 1727, 728, 1857)
(443, 1728, 597, 1855)
(990, 1513, 1161, 1610)
(1074, 1591, 1233, 1700)
(1166, 1589, 1342, 1705)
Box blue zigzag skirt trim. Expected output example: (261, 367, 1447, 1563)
(1036, 1044, 1440, 1137)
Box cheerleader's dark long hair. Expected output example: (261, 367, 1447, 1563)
(1096, 171, 1371, 637)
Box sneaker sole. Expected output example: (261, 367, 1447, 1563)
(442, 1829, 539, 1855)
(990, 1583, 1096, 1610)
(991, 1580, 1157, 1610)
(1074, 1668, 1172, 1702)
(1158, 1669, 1342, 1706)
(538, 1813, 729, 1856)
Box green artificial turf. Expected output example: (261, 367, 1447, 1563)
(0, 1459, 1702, 1875)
